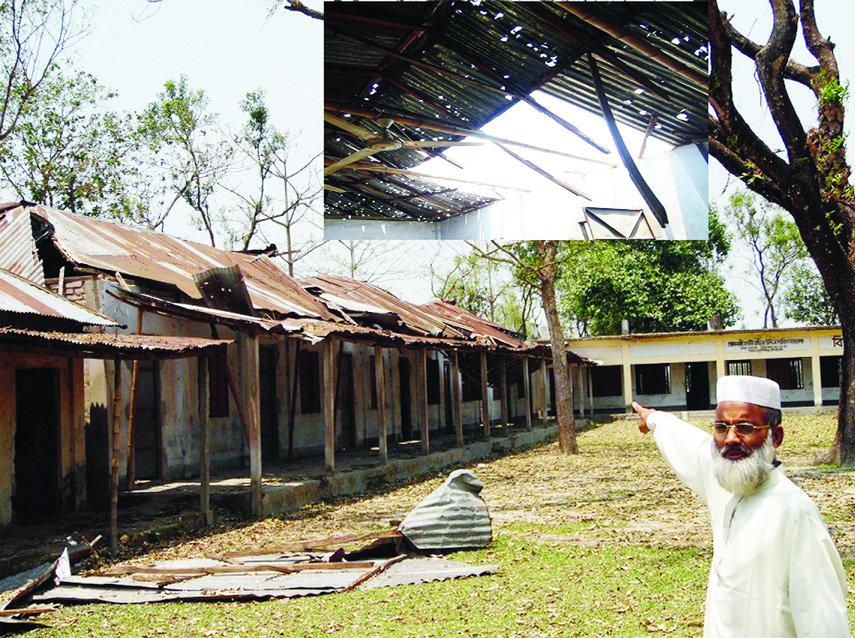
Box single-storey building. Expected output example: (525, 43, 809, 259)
(564, 326, 844, 412)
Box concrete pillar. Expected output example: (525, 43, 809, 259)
(811, 353, 823, 407)
(452, 350, 463, 446)
(540, 358, 548, 424)
(622, 363, 633, 412)
(480, 351, 490, 439)
(323, 338, 336, 473)
(586, 367, 594, 416)
(438, 354, 447, 433)
(374, 346, 388, 464)
(523, 357, 532, 431)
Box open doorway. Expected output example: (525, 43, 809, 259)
(133, 361, 161, 480)
(685, 362, 710, 410)
(14, 368, 59, 520)
(259, 346, 279, 462)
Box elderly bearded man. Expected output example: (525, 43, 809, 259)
(633, 375, 849, 637)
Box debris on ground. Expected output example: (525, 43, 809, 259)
(399, 469, 493, 551)
(7, 471, 497, 609)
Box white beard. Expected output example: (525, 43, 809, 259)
(711, 435, 777, 497)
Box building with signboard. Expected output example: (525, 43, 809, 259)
(565, 326, 844, 413)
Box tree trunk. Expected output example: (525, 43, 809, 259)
(537, 241, 577, 454)
(838, 321, 855, 465)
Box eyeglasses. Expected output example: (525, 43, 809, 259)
(711, 422, 772, 437)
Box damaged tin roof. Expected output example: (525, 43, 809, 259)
(0, 327, 232, 359)
(18, 204, 338, 321)
(0, 268, 118, 328)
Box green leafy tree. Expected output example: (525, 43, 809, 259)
(132, 75, 233, 242)
(557, 216, 737, 336)
(0, 71, 129, 217)
(431, 249, 536, 336)
(0, 1, 84, 144)
(782, 262, 839, 325)
(723, 190, 807, 328)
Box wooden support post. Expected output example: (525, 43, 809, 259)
(420, 349, 430, 455)
(480, 351, 490, 440)
(287, 340, 301, 460)
(241, 332, 262, 517)
(523, 357, 532, 431)
(323, 338, 336, 473)
(374, 346, 388, 464)
(125, 310, 144, 491)
(125, 360, 139, 491)
(452, 350, 463, 447)
(198, 354, 212, 526)
(540, 358, 549, 425)
(110, 359, 123, 552)
(499, 356, 509, 429)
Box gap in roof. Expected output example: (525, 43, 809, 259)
(416, 90, 675, 199)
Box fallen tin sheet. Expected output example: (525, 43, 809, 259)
(30, 554, 497, 604)
(363, 559, 499, 589)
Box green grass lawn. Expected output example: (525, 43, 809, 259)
(25, 414, 855, 637)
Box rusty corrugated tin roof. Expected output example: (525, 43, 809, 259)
(420, 301, 525, 348)
(0, 327, 231, 359)
(0, 268, 118, 327)
(301, 274, 466, 338)
(22, 204, 338, 321)
(0, 203, 44, 285)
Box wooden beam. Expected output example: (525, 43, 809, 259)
(325, 105, 616, 165)
(523, 357, 532, 431)
(496, 144, 591, 200)
(323, 338, 336, 472)
(638, 114, 658, 159)
(125, 360, 139, 491)
(330, 29, 611, 154)
(499, 356, 509, 428)
(110, 359, 123, 551)
(452, 350, 463, 446)
(557, 3, 708, 88)
(480, 351, 490, 440)
(288, 341, 301, 460)
(241, 332, 262, 517)
(332, 163, 532, 192)
(588, 53, 668, 226)
(198, 354, 212, 526)
(375, 346, 388, 464)
(420, 349, 430, 455)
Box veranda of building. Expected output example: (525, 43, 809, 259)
(565, 327, 844, 413)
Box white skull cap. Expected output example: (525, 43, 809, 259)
(716, 375, 781, 410)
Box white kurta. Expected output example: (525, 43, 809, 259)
(648, 411, 849, 638)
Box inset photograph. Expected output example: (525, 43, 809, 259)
(324, 1, 708, 240)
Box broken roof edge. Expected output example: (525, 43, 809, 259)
(111, 288, 581, 358)
(0, 327, 232, 360)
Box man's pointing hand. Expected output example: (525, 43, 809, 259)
(632, 401, 655, 434)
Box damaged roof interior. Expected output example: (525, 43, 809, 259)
(324, 1, 708, 222)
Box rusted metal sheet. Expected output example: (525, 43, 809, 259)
(27, 204, 337, 321)
(0, 205, 44, 285)
(0, 268, 117, 327)
(0, 328, 231, 358)
(30, 555, 496, 604)
(398, 470, 493, 551)
(302, 274, 464, 338)
(421, 301, 524, 348)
